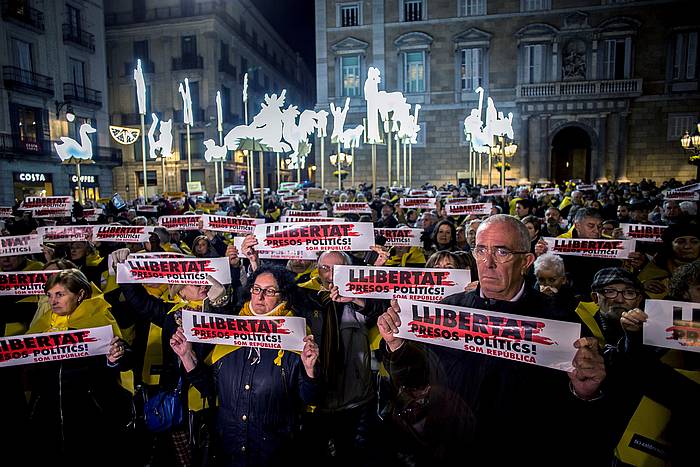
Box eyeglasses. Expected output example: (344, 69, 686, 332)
(598, 288, 639, 300)
(473, 245, 529, 263)
(317, 265, 333, 272)
(251, 285, 280, 297)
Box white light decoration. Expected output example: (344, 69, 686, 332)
(54, 123, 96, 161)
(243, 73, 249, 104)
(147, 113, 173, 159)
(216, 90, 223, 133)
(109, 125, 140, 145)
(341, 124, 365, 150)
(223, 90, 289, 153)
(204, 139, 227, 162)
(330, 97, 350, 144)
(134, 59, 147, 115)
(463, 87, 514, 152)
(315, 109, 328, 138)
(178, 78, 193, 126)
(364, 67, 412, 143)
(281, 106, 325, 169)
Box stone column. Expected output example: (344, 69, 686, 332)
(615, 112, 629, 181)
(538, 114, 550, 182)
(594, 113, 608, 182)
(520, 115, 530, 181)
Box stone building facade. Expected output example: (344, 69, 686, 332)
(0, 0, 118, 205)
(315, 0, 699, 188)
(105, 0, 314, 197)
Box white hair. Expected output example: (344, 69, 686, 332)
(477, 214, 530, 251)
(679, 201, 697, 217)
(534, 253, 565, 277)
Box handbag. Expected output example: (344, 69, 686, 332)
(143, 377, 184, 433)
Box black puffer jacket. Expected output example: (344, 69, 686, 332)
(186, 345, 318, 467)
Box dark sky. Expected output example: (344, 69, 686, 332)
(256, 0, 316, 71)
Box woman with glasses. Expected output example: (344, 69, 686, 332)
(170, 266, 319, 467)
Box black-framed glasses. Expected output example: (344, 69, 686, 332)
(599, 288, 639, 300)
(473, 245, 529, 263)
(251, 285, 281, 297)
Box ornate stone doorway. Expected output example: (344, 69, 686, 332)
(550, 126, 591, 182)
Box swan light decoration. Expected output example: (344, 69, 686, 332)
(54, 123, 96, 162)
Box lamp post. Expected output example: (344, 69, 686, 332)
(492, 134, 517, 189)
(330, 151, 354, 191)
(680, 123, 700, 180)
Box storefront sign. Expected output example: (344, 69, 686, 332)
(14, 172, 52, 183)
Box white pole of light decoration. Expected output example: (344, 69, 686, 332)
(275, 151, 280, 188)
(134, 59, 148, 198)
(243, 73, 252, 197)
(403, 138, 407, 187)
(214, 91, 222, 194)
(178, 78, 193, 185)
(386, 117, 392, 188)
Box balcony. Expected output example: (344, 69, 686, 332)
(124, 60, 155, 76)
(63, 83, 102, 108)
(172, 55, 203, 71)
(173, 108, 205, 123)
(1, 0, 44, 32)
(3, 66, 54, 96)
(218, 60, 237, 79)
(105, 1, 225, 25)
(516, 78, 643, 101)
(62, 24, 95, 52)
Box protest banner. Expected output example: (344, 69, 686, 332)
(305, 188, 324, 203)
(32, 208, 73, 218)
(0, 270, 57, 296)
(673, 182, 700, 192)
(445, 202, 492, 216)
(158, 215, 202, 231)
(254, 222, 374, 252)
(214, 195, 238, 203)
(394, 299, 581, 371)
(408, 189, 432, 197)
(543, 237, 635, 259)
(0, 234, 42, 257)
(334, 266, 470, 302)
(279, 182, 298, 191)
(19, 196, 73, 211)
(83, 208, 102, 222)
(37, 225, 93, 243)
(533, 187, 560, 197)
(399, 197, 437, 210)
(621, 223, 667, 243)
(663, 190, 700, 201)
(643, 299, 700, 353)
(436, 190, 452, 198)
(164, 191, 187, 199)
(136, 205, 158, 213)
(201, 214, 263, 235)
(232, 236, 317, 260)
(281, 194, 304, 204)
(182, 310, 307, 351)
(0, 325, 113, 367)
(480, 187, 506, 197)
(280, 216, 341, 223)
(277, 189, 292, 196)
(374, 228, 423, 247)
(116, 256, 231, 285)
(576, 184, 596, 192)
(0, 207, 14, 218)
(92, 225, 153, 243)
(333, 202, 372, 215)
(445, 197, 472, 204)
(286, 210, 328, 217)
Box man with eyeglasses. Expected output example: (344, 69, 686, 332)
(377, 214, 610, 463)
(297, 250, 384, 465)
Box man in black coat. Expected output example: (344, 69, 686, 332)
(377, 214, 612, 465)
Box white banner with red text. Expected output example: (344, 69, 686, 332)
(116, 256, 231, 285)
(254, 222, 374, 252)
(543, 237, 635, 259)
(643, 299, 700, 353)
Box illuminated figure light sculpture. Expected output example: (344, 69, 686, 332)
(281, 107, 324, 170)
(147, 113, 173, 159)
(364, 67, 413, 143)
(340, 124, 365, 150)
(330, 97, 350, 144)
(55, 123, 96, 161)
(223, 91, 290, 153)
(203, 139, 227, 163)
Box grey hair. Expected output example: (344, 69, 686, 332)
(318, 250, 352, 265)
(533, 253, 565, 277)
(573, 207, 602, 224)
(679, 201, 697, 216)
(476, 214, 531, 251)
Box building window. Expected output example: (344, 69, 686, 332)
(69, 57, 85, 88)
(66, 3, 81, 32)
(603, 38, 629, 80)
(340, 55, 361, 96)
(460, 0, 485, 16)
(403, 51, 426, 93)
(667, 114, 698, 141)
(673, 32, 698, 80)
(136, 170, 157, 185)
(17, 107, 40, 148)
(339, 3, 361, 27)
(524, 44, 545, 83)
(12, 38, 33, 72)
(461, 48, 482, 91)
(180, 132, 204, 160)
(181, 35, 197, 57)
(402, 0, 424, 22)
(521, 0, 550, 12)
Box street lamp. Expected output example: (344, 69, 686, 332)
(680, 123, 700, 180)
(492, 134, 517, 189)
(55, 101, 75, 122)
(330, 151, 353, 191)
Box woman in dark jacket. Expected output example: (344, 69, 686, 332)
(170, 266, 319, 467)
(427, 219, 457, 254)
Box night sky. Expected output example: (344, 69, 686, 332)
(256, 0, 316, 72)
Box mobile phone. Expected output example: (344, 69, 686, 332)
(364, 235, 387, 265)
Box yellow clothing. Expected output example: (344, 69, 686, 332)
(385, 246, 426, 267)
(508, 197, 523, 216)
(557, 225, 576, 238)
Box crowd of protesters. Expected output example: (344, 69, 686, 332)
(0, 175, 698, 466)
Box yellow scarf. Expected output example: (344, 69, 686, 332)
(205, 301, 294, 366)
(28, 283, 122, 338)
